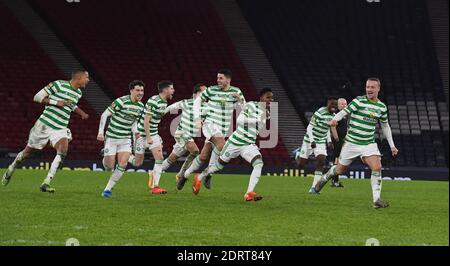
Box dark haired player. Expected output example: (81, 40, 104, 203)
(97, 80, 145, 198)
(2, 70, 90, 192)
(193, 88, 273, 201)
(294, 97, 338, 194)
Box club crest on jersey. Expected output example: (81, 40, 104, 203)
(220, 97, 227, 106)
(111, 103, 120, 111)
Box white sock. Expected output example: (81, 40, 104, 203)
(323, 165, 337, 181)
(128, 154, 137, 167)
(152, 160, 163, 187)
(247, 160, 263, 193)
(161, 158, 175, 172)
(184, 156, 203, 178)
(178, 152, 198, 176)
(208, 147, 220, 167)
(371, 171, 382, 202)
(312, 171, 323, 187)
(105, 165, 126, 191)
(198, 161, 224, 181)
(44, 153, 65, 184)
(8, 150, 25, 173)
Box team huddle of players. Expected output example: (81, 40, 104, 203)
(1, 69, 398, 208)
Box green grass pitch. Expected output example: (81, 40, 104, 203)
(0, 169, 448, 246)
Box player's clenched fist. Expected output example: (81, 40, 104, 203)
(97, 133, 105, 142)
(391, 146, 399, 157)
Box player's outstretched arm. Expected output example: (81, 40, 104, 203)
(329, 110, 348, 127)
(97, 109, 113, 141)
(74, 106, 89, 120)
(33, 88, 66, 108)
(164, 100, 182, 114)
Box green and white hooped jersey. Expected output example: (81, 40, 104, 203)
(201, 85, 245, 136)
(106, 95, 144, 139)
(137, 95, 168, 137)
(175, 98, 206, 138)
(38, 80, 82, 130)
(344, 95, 388, 145)
(228, 101, 266, 146)
(303, 106, 334, 144)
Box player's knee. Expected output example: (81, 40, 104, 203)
(216, 143, 224, 151)
(336, 164, 347, 175)
(214, 140, 225, 150)
(22, 148, 33, 159)
(371, 164, 382, 172)
(315, 159, 325, 170)
(169, 153, 178, 161)
(103, 159, 114, 171)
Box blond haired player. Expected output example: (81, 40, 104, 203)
(315, 78, 398, 209)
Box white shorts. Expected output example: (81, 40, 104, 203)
(299, 141, 327, 159)
(339, 141, 381, 166)
(135, 135, 163, 154)
(104, 138, 132, 156)
(202, 122, 223, 141)
(27, 120, 72, 150)
(219, 142, 261, 164)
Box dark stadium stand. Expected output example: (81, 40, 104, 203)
(0, 2, 100, 160)
(26, 0, 289, 164)
(238, 0, 448, 167)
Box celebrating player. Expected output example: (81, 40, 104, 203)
(315, 78, 399, 208)
(159, 84, 207, 189)
(193, 88, 273, 201)
(294, 97, 337, 194)
(128, 80, 175, 194)
(175, 69, 246, 190)
(97, 80, 145, 198)
(1, 70, 90, 192)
